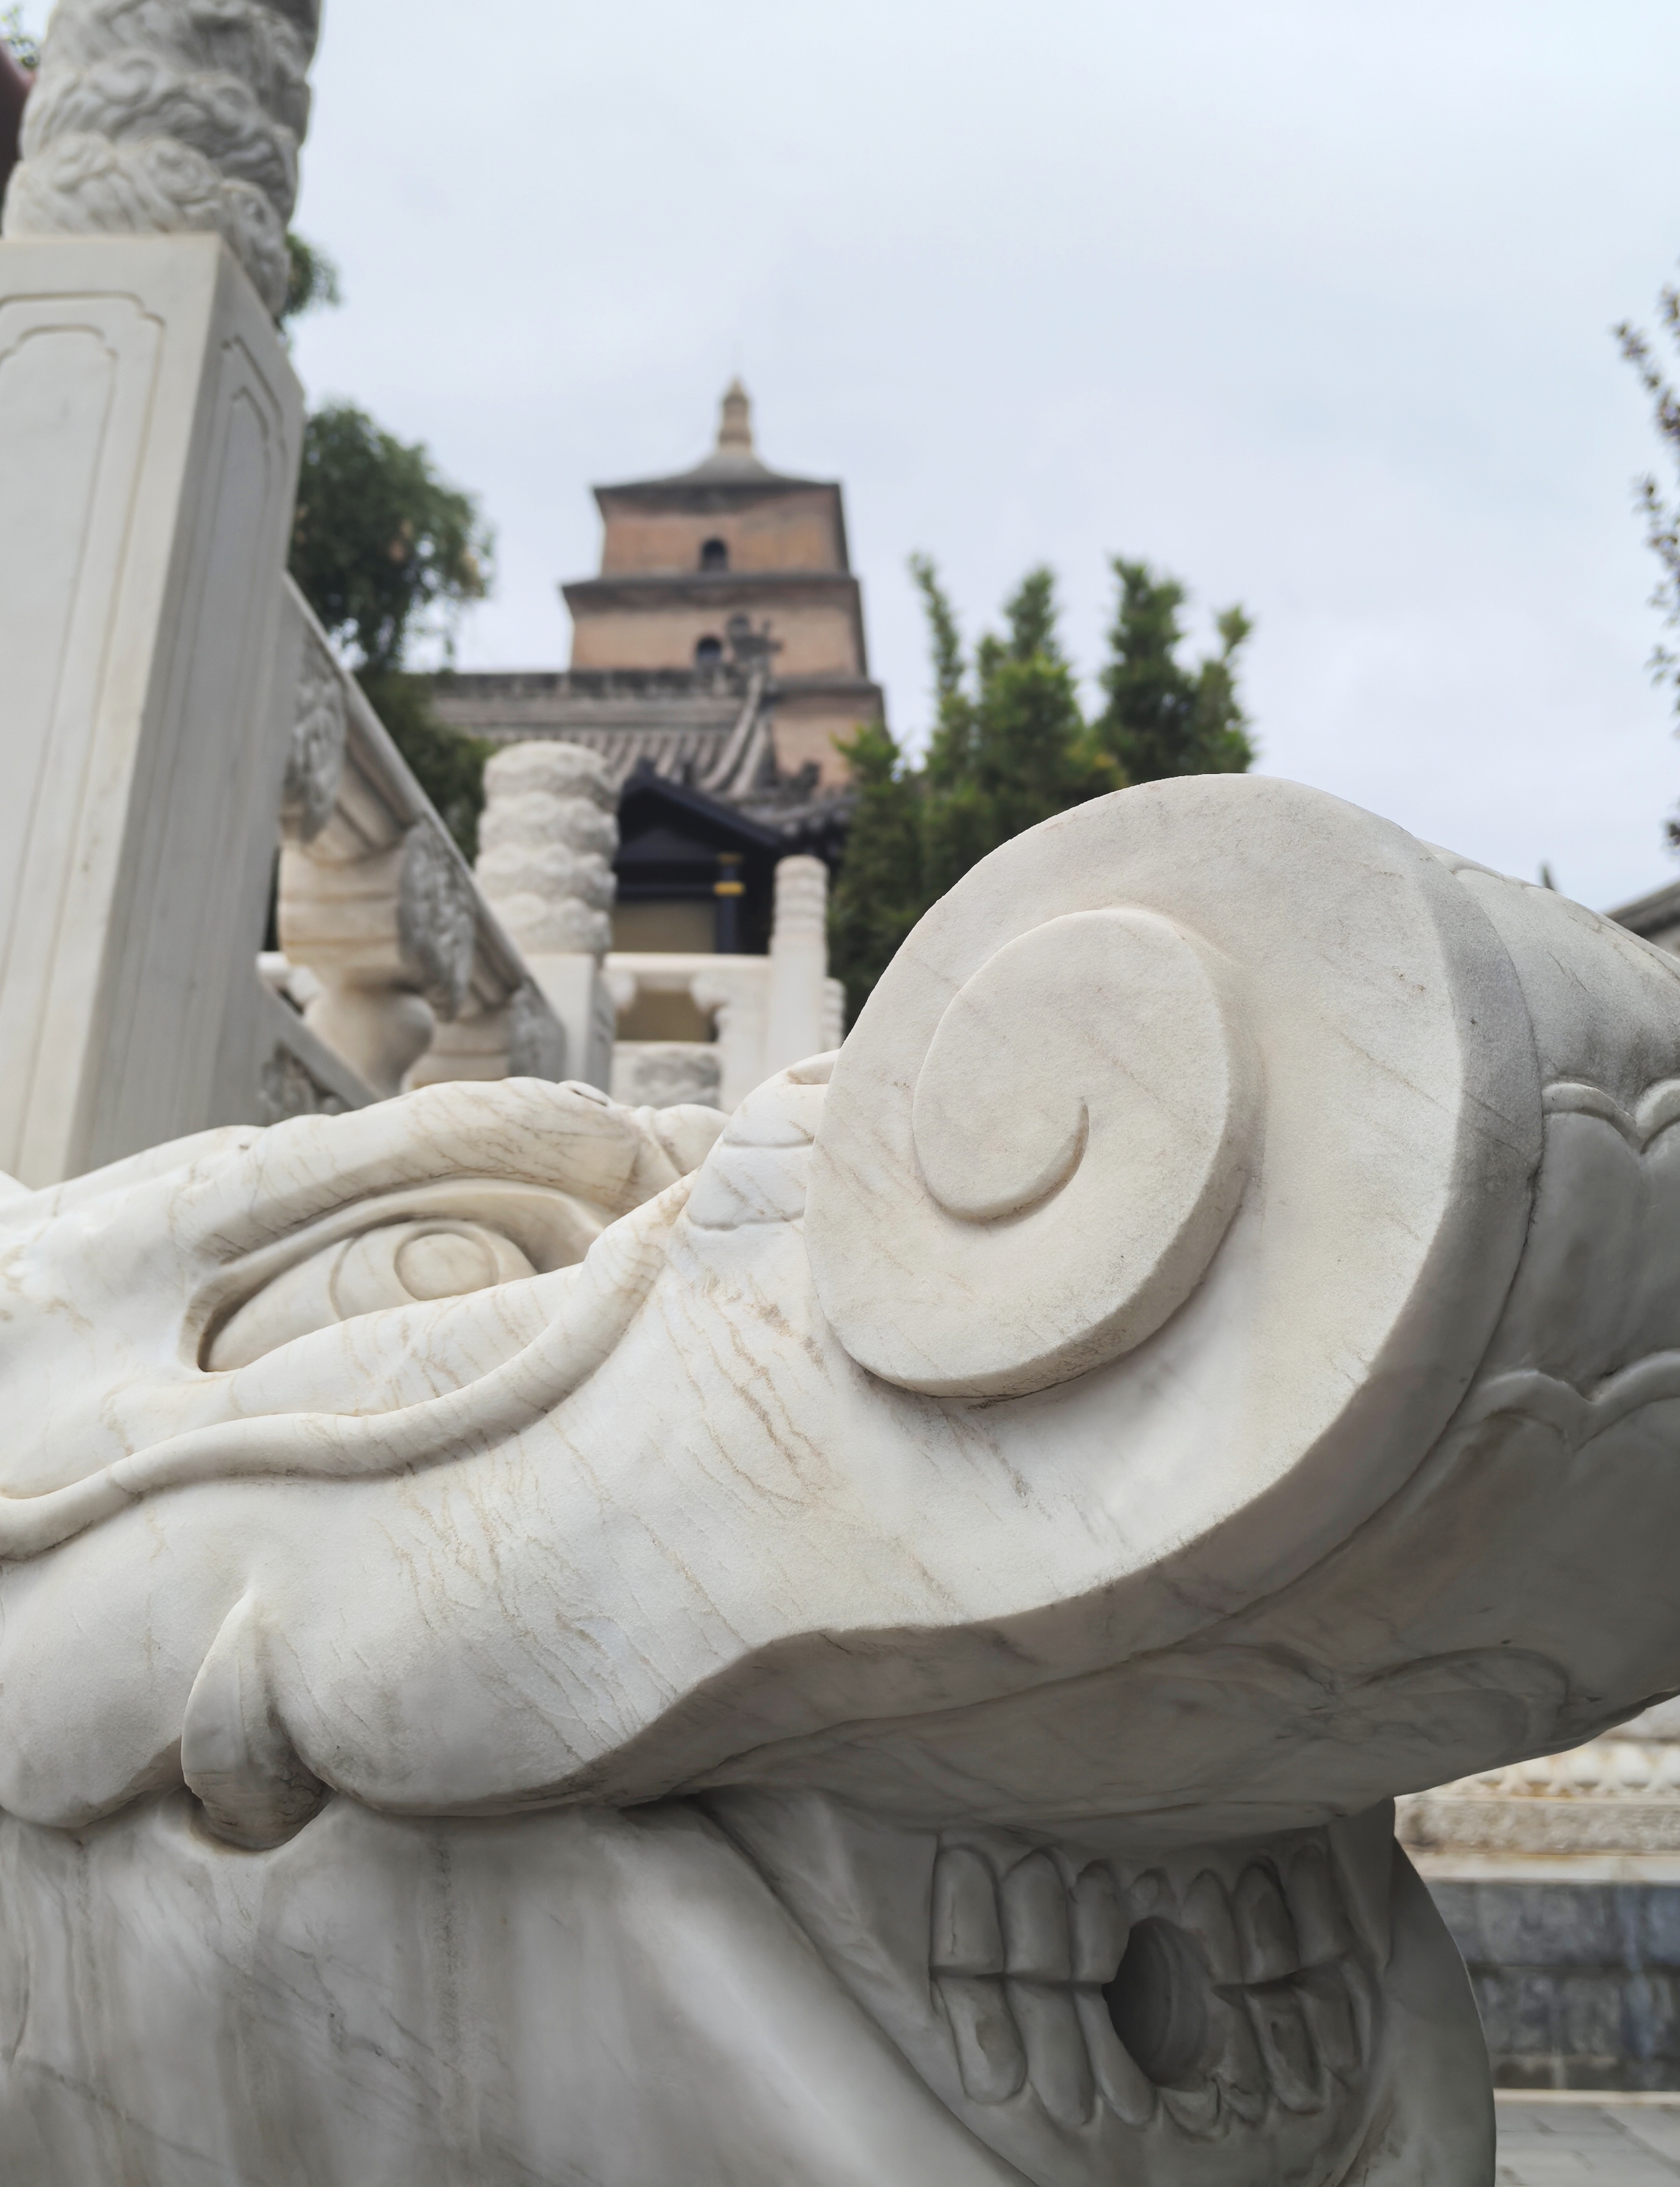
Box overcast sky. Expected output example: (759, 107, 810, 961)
(30, 0, 1680, 908)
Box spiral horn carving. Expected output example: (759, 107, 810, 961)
(842, 903, 1255, 1398)
(808, 777, 1541, 1411)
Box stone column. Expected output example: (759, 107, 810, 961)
(3, 0, 320, 318)
(0, 233, 304, 1183)
(764, 856, 843, 1077)
(473, 742, 620, 1091)
(0, 0, 320, 1183)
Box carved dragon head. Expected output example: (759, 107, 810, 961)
(5, 777, 1679, 2183)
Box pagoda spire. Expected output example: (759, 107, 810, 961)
(717, 379, 754, 457)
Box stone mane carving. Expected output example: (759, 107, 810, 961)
(1, 0, 322, 314)
(8, 776, 1680, 2180)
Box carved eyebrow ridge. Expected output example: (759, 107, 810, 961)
(0, 1180, 690, 1563)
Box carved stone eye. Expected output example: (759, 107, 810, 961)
(207, 1220, 540, 1371)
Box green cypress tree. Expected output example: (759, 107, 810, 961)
(920, 561, 1107, 900)
(827, 719, 926, 1024)
(965, 567, 1112, 854)
(916, 556, 990, 901)
(1093, 558, 1254, 784)
(829, 553, 1253, 1021)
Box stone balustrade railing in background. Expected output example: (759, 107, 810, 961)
(0, 0, 354, 1181)
(272, 583, 567, 1102)
(2, 85, 841, 1168)
(1401, 1702, 1680, 2086)
(607, 854, 846, 1111)
(1401, 1711, 1680, 1863)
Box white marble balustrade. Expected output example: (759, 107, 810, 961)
(273, 583, 567, 1104)
(607, 855, 846, 1111)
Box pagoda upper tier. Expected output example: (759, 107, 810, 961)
(561, 383, 883, 785)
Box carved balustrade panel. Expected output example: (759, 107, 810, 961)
(274, 582, 565, 1099)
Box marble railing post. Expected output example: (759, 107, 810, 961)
(281, 818, 477, 1097)
(0, 0, 323, 1182)
(0, 232, 304, 1184)
(764, 855, 826, 1067)
(464, 741, 619, 1092)
(764, 855, 843, 1076)
(3, 0, 320, 318)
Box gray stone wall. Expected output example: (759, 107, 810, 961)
(1430, 1881, 1680, 2091)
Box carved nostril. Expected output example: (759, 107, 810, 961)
(1103, 1918, 1212, 2089)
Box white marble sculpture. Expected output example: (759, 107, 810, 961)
(7, 775, 1680, 2182)
(1, 0, 318, 315)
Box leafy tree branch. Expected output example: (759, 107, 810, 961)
(830, 554, 1254, 1017)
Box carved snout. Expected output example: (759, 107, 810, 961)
(808, 776, 1540, 1458)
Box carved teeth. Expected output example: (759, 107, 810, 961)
(1128, 1867, 1177, 1922)
(1071, 1862, 1129, 1984)
(1001, 1852, 1073, 1981)
(939, 1976, 1028, 2103)
(1285, 1840, 1349, 1966)
(1180, 1869, 1243, 1986)
(1009, 1981, 1094, 2126)
(1162, 2083, 1223, 2138)
(1297, 1965, 1360, 2082)
(1233, 1864, 1301, 1985)
(1207, 1991, 1268, 2124)
(1245, 1985, 1324, 2114)
(1075, 1989, 1157, 2126)
(932, 1846, 1004, 1976)
(929, 1833, 1362, 2140)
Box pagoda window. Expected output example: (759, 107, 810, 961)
(700, 537, 729, 572)
(695, 635, 724, 666)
